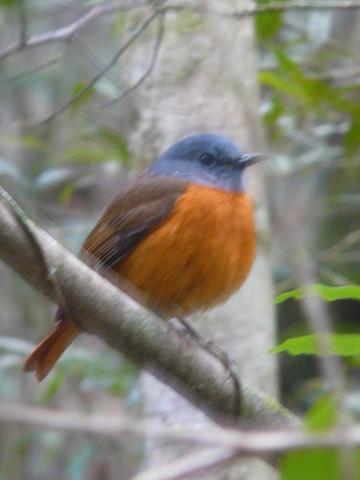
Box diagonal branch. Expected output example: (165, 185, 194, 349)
(102, 10, 165, 109)
(40, 9, 161, 123)
(17, 0, 28, 46)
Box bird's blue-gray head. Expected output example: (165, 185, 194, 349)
(147, 134, 260, 192)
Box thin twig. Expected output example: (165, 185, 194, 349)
(2, 0, 360, 62)
(319, 228, 360, 262)
(296, 259, 351, 433)
(131, 447, 239, 480)
(318, 267, 354, 287)
(70, 10, 165, 106)
(0, 56, 61, 84)
(102, 11, 165, 108)
(0, 402, 359, 453)
(71, 38, 121, 86)
(0, 0, 149, 60)
(39, 10, 160, 124)
(17, 0, 28, 46)
(209, 0, 360, 17)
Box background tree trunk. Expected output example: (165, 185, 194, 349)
(128, 5, 277, 478)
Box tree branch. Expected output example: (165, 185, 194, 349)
(2, 0, 359, 62)
(208, 0, 360, 17)
(39, 9, 161, 124)
(1, 402, 360, 464)
(0, 0, 150, 60)
(102, 10, 165, 109)
(132, 447, 240, 480)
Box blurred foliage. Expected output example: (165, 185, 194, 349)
(282, 446, 360, 480)
(271, 333, 360, 356)
(281, 394, 360, 480)
(256, 7, 360, 285)
(255, 6, 360, 478)
(259, 45, 360, 165)
(255, 4, 360, 430)
(275, 284, 360, 303)
(0, 338, 140, 480)
(70, 82, 96, 114)
(0, 336, 139, 404)
(255, 0, 286, 44)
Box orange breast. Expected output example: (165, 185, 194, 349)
(115, 183, 255, 317)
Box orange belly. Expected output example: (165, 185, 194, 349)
(115, 183, 255, 317)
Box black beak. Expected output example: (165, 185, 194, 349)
(239, 153, 262, 168)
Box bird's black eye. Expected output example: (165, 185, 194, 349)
(199, 153, 215, 167)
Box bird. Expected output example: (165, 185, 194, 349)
(24, 133, 260, 381)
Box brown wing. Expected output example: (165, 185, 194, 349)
(79, 174, 189, 270)
(24, 175, 190, 381)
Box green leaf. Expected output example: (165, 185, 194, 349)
(39, 346, 138, 403)
(269, 333, 360, 356)
(281, 448, 343, 480)
(97, 128, 130, 165)
(54, 129, 130, 165)
(255, 0, 284, 44)
(109, 11, 128, 39)
(262, 96, 284, 127)
(258, 71, 307, 103)
(40, 368, 67, 405)
(59, 183, 77, 204)
(70, 82, 95, 113)
(14, 134, 46, 150)
(0, 0, 17, 7)
(305, 394, 337, 431)
(282, 406, 360, 480)
(269, 335, 317, 355)
(275, 284, 360, 304)
(345, 113, 360, 161)
(260, 47, 360, 118)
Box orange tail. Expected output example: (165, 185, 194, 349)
(24, 319, 80, 381)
